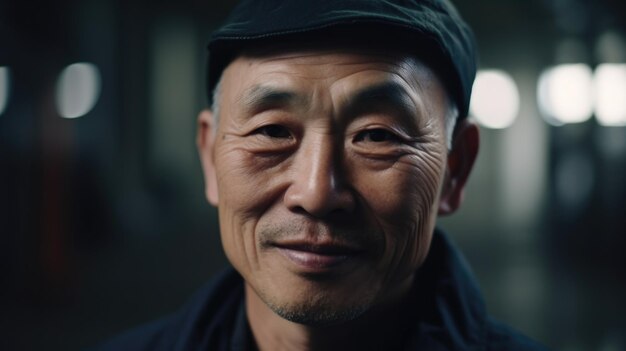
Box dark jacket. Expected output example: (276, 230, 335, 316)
(92, 230, 549, 350)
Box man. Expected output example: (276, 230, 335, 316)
(96, 1, 548, 350)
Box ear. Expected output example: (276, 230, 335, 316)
(196, 109, 219, 206)
(438, 119, 480, 215)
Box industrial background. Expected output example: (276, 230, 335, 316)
(1, 0, 625, 349)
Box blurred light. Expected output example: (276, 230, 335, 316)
(470, 70, 520, 129)
(55, 63, 101, 119)
(537, 64, 593, 125)
(593, 64, 626, 126)
(0, 66, 9, 115)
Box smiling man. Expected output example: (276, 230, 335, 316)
(95, 1, 548, 350)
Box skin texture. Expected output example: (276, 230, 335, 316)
(197, 48, 479, 350)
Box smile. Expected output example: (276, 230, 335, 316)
(272, 242, 363, 273)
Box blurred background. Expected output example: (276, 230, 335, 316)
(1, 0, 625, 349)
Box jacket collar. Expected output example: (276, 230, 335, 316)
(404, 228, 488, 350)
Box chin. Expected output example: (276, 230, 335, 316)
(266, 298, 370, 326)
(251, 277, 375, 326)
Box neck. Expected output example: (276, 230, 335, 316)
(245, 279, 415, 351)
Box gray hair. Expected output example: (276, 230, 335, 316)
(444, 98, 458, 150)
(210, 77, 223, 126)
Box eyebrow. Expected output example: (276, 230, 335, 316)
(239, 81, 420, 126)
(341, 81, 420, 124)
(240, 85, 302, 114)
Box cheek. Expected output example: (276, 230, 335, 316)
(214, 144, 290, 271)
(354, 149, 446, 273)
(218, 209, 257, 272)
(214, 144, 287, 217)
(358, 150, 445, 223)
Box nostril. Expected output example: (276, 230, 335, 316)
(284, 182, 356, 219)
(289, 205, 309, 216)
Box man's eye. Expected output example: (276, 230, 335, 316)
(254, 125, 292, 139)
(354, 129, 400, 143)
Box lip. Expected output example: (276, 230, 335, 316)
(272, 242, 363, 273)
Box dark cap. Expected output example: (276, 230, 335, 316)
(207, 0, 477, 118)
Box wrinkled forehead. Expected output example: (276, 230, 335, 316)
(239, 38, 441, 81)
(214, 45, 448, 132)
(218, 44, 449, 114)
(235, 50, 425, 81)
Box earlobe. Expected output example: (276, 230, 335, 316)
(438, 119, 480, 215)
(196, 109, 219, 206)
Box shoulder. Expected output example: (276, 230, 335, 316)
(485, 317, 550, 351)
(413, 230, 551, 351)
(88, 268, 244, 351)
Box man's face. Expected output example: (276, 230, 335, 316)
(200, 48, 455, 325)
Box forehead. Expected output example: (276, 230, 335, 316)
(218, 47, 448, 118)
(231, 47, 430, 79)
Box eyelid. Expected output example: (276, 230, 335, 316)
(252, 124, 293, 139)
(243, 111, 297, 134)
(353, 123, 413, 142)
(355, 128, 398, 142)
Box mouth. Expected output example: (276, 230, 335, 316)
(271, 241, 363, 273)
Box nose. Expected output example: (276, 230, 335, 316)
(283, 136, 355, 218)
